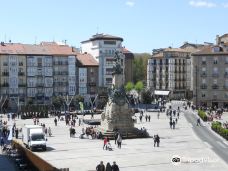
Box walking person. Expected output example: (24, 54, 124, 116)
(117, 134, 122, 149)
(169, 120, 173, 129)
(139, 115, 142, 123)
(105, 162, 112, 171)
(197, 118, 201, 126)
(96, 161, 105, 171)
(48, 127, 52, 137)
(156, 134, 160, 147)
(153, 134, 157, 147)
(157, 112, 160, 119)
(172, 120, 176, 129)
(103, 137, 108, 150)
(0, 137, 4, 149)
(54, 118, 57, 126)
(114, 131, 118, 144)
(148, 115, 151, 122)
(111, 161, 119, 171)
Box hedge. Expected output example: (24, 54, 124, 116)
(198, 110, 208, 121)
(211, 121, 228, 140)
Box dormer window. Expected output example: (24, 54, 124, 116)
(212, 46, 220, 52)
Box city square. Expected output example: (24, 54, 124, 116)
(0, 1, 228, 171)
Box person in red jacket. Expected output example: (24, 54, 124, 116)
(103, 137, 108, 150)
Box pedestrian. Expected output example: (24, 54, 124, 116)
(103, 137, 108, 150)
(111, 161, 119, 171)
(154, 134, 157, 147)
(0, 137, 4, 148)
(175, 118, 178, 124)
(48, 127, 52, 137)
(91, 113, 94, 119)
(169, 120, 172, 129)
(15, 128, 19, 139)
(177, 112, 180, 119)
(139, 115, 142, 122)
(96, 161, 105, 171)
(197, 118, 201, 126)
(145, 115, 148, 122)
(44, 127, 48, 136)
(156, 134, 160, 147)
(54, 118, 57, 126)
(37, 118, 39, 125)
(172, 120, 176, 129)
(148, 115, 151, 122)
(106, 162, 112, 171)
(114, 132, 118, 144)
(117, 134, 122, 149)
(157, 112, 160, 119)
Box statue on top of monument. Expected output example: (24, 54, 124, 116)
(112, 51, 123, 75)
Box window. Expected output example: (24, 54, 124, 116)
(202, 93, 206, 97)
(225, 57, 228, 64)
(104, 41, 116, 45)
(214, 57, 218, 64)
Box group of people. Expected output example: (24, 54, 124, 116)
(139, 111, 151, 123)
(96, 161, 119, 171)
(167, 108, 180, 130)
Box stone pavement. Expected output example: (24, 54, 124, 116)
(1, 105, 228, 171)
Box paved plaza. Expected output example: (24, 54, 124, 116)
(0, 102, 226, 171)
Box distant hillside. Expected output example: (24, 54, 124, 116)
(133, 53, 151, 83)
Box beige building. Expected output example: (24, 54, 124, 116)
(192, 34, 228, 108)
(0, 41, 98, 111)
(147, 47, 199, 99)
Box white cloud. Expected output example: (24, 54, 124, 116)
(222, 3, 228, 8)
(126, 1, 135, 7)
(189, 1, 217, 8)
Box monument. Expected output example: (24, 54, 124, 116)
(98, 51, 146, 138)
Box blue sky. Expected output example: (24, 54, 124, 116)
(0, 0, 228, 53)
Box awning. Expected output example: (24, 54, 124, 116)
(154, 90, 170, 96)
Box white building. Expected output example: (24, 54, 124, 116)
(81, 33, 124, 87)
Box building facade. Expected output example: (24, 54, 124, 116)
(76, 53, 99, 105)
(192, 35, 228, 108)
(122, 48, 134, 84)
(81, 33, 125, 88)
(0, 42, 98, 110)
(147, 48, 193, 99)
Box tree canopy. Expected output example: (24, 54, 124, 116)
(133, 53, 151, 83)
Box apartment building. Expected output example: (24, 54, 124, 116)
(192, 34, 228, 108)
(147, 48, 194, 99)
(0, 41, 98, 110)
(76, 53, 99, 105)
(81, 33, 125, 88)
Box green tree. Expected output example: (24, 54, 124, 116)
(135, 81, 144, 93)
(125, 82, 134, 92)
(52, 96, 64, 110)
(141, 89, 153, 104)
(133, 53, 151, 83)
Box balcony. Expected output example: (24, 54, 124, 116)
(212, 73, 219, 77)
(212, 85, 219, 89)
(88, 82, 96, 86)
(201, 61, 206, 65)
(19, 84, 26, 87)
(224, 73, 228, 78)
(1, 83, 9, 87)
(201, 85, 207, 89)
(201, 73, 207, 77)
(37, 83, 44, 87)
(18, 72, 25, 76)
(2, 72, 9, 76)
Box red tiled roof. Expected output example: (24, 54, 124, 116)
(76, 53, 98, 66)
(0, 42, 78, 56)
(192, 45, 228, 55)
(122, 47, 131, 53)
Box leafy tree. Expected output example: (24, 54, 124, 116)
(52, 96, 64, 110)
(133, 53, 151, 83)
(141, 90, 153, 104)
(125, 82, 134, 92)
(135, 81, 144, 93)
